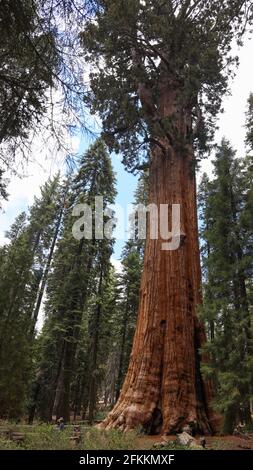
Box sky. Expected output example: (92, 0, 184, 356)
(199, 36, 253, 176)
(0, 36, 253, 270)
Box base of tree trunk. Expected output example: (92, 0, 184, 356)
(98, 381, 213, 435)
(98, 318, 215, 435)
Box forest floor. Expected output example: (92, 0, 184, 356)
(136, 434, 253, 450)
(0, 422, 253, 450)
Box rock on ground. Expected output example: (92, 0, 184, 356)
(176, 431, 196, 447)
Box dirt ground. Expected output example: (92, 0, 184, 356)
(136, 434, 253, 450)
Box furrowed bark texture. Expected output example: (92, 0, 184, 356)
(100, 85, 214, 435)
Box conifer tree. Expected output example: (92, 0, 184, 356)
(199, 139, 253, 433)
(0, 175, 62, 418)
(34, 139, 116, 422)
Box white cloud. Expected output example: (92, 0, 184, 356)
(111, 257, 123, 273)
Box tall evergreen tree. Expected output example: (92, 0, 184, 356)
(34, 139, 117, 422)
(0, 175, 62, 418)
(199, 139, 253, 433)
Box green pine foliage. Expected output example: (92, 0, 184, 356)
(199, 139, 253, 433)
(33, 139, 117, 422)
(0, 0, 58, 167)
(80, 0, 252, 169)
(0, 175, 62, 418)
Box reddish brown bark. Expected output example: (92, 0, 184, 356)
(100, 85, 214, 435)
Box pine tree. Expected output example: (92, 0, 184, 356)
(0, 175, 62, 418)
(29, 180, 69, 336)
(198, 173, 215, 341)
(34, 139, 117, 422)
(80, 0, 252, 433)
(199, 139, 253, 433)
(86, 265, 119, 423)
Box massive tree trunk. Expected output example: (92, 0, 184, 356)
(100, 85, 214, 435)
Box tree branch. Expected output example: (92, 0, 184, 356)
(184, 0, 203, 19)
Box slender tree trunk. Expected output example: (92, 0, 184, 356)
(116, 298, 129, 400)
(250, 397, 253, 416)
(52, 343, 66, 420)
(30, 205, 64, 336)
(87, 270, 103, 424)
(206, 239, 215, 342)
(28, 371, 43, 424)
(77, 375, 88, 419)
(61, 338, 77, 422)
(223, 405, 237, 434)
(101, 86, 213, 434)
(82, 395, 89, 421)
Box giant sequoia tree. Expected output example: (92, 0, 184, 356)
(81, 0, 253, 434)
